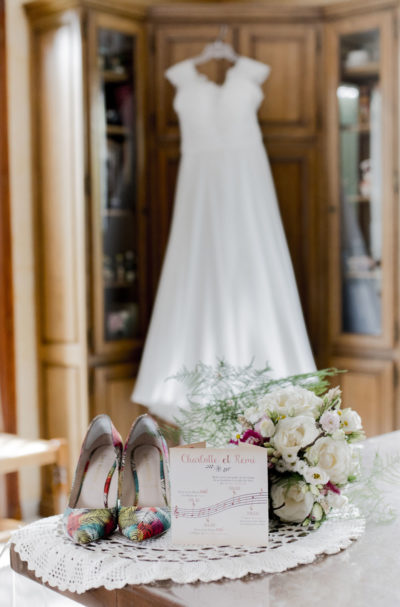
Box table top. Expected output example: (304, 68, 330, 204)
(10, 431, 400, 607)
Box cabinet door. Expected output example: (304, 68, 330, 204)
(151, 144, 180, 296)
(325, 11, 395, 350)
(92, 363, 145, 434)
(331, 357, 394, 437)
(239, 25, 318, 138)
(154, 25, 234, 138)
(88, 13, 147, 356)
(268, 142, 320, 352)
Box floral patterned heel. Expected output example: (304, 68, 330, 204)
(118, 414, 171, 542)
(63, 414, 123, 544)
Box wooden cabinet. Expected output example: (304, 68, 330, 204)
(149, 7, 324, 360)
(87, 13, 148, 357)
(148, 2, 400, 436)
(25, 1, 148, 471)
(26, 0, 400, 468)
(325, 10, 396, 350)
(325, 6, 398, 437)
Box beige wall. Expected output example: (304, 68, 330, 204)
(6, 0, 40, 520)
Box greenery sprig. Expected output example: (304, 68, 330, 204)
(167, 360, 343, 446)
(345, 451, 400, 523)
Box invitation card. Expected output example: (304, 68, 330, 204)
(170, 445, 269, 546)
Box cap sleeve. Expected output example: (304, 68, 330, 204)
(165, 59, 194, 88)
(237, 57, 271, 85)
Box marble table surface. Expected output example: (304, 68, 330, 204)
(4, 431, 400, 607)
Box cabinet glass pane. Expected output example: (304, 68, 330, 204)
(338, 29, 382, 335)
(97, 29, 139, 342)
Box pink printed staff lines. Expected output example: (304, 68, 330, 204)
(174, 490, 268, 519)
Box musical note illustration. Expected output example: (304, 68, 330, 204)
(174, 491, 268, 519)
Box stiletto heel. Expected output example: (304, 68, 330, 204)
(63, 414, 122, 544)
(118, 414, 171, 542)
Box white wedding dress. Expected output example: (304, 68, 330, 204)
(132, 56, 316, 422)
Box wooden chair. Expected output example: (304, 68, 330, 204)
(0, 433, 68, 540)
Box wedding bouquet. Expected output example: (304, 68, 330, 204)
(231, 385, 364, 526)
(171, 361, 365, 528)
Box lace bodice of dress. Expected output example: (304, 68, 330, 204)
(165, 57, 270, 154)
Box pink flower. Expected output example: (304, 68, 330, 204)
(240, 429, 263, 446)
(326, 480, 341, 495)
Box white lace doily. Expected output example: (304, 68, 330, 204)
(11, 508, 365, 594)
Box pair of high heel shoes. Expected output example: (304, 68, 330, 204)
(63, 414, 170, 545)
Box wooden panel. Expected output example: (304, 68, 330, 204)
(44, 364, 85, 473)
(93, 363, 145, 441)
(267, 142, 319, 349)
(31, 13, 90, 504)
(331, 357, 394, 438)
(239, 25, 318, 137)
(36, 17, 85, 344)
(151, 145, 180, 295)
(154, 25, 234, 137)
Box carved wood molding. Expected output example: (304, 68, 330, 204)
(149, 3, 323, 22)
(24, 0, 147, 22)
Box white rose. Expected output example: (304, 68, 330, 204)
(306, 437, 352, 485)
(319, 410, 341, 434)
(258, 386, 322, 418)
(272, 415, 320, 462)
(254, 415, 275, 438)
(340, 408, 362, 434)
(271, 480, 314, 523)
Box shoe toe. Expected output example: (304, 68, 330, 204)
(119, 506, 170, 541)
(63, 507, 117, 544)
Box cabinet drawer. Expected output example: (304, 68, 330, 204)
(330, 357, 394, 438)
